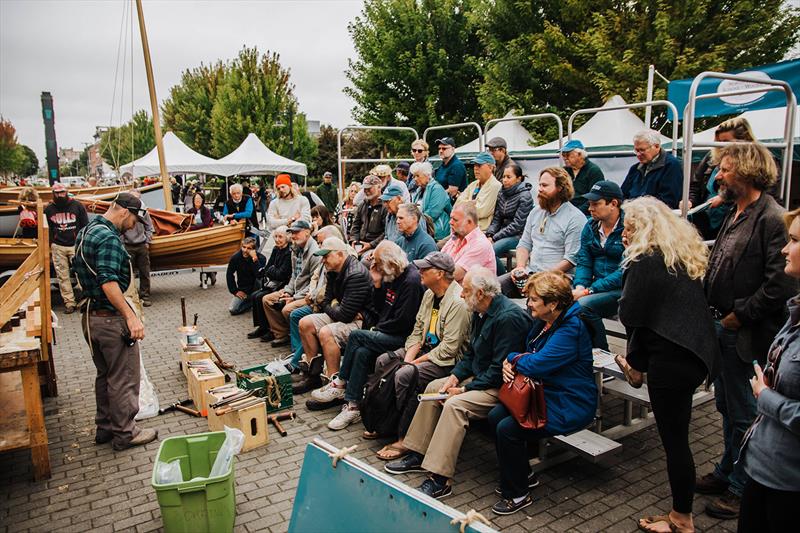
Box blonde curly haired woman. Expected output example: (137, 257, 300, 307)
(616, 197, 720, 533)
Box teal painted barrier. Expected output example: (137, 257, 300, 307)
(288, 439, 497, 533)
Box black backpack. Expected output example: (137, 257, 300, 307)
(360, 357, 418, 437)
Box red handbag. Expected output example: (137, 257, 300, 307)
(498, 354, 547, 429)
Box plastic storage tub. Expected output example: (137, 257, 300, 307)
(151, 431, 236, 533)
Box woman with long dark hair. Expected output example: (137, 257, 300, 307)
(187, 192, 213, 230)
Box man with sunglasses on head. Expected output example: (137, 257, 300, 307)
(499, 167, 585, 298)
(73, 193, 157, 451)
(485, 137, 515, 181)
(433, 137, 467, 203)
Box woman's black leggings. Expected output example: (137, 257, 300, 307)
(631, 328, 707, 514)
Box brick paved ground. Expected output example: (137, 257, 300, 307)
(0, 272, 738, 532)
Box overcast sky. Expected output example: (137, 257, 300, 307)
(0, 0, 364, 162)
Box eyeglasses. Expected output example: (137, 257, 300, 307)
(764, 342, 783, 388)
(437, 146, 450, 152)
(411, 148, 425, 153)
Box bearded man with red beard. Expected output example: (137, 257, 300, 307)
(499, 166, 587, 298)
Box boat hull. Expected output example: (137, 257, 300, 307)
(0, 238, 37, 270)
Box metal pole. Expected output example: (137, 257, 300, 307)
(288, 107, 294, 160)
(645, 65, 655, 128)
(134, 0, 173, 211)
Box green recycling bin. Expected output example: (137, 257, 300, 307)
(151, 431, 236, 533)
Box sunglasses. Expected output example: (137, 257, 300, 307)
(764, 342, 783, 388)
(411, 148, 425, 153)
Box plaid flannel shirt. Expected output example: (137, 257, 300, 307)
(74, 217, 131, 311)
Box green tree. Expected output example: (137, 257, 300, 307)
(345, 0, 484, 150)
(162, 61, 225, 156)
(477, 0, 800, 134)
(209, 46, 316, 166)
(313, 125, 339, 181)
(0, 118, 23, 181)
(15, 145, 39, 177)
(99, 110, 155, 169)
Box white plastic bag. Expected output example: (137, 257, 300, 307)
(135, 350, 160, 420)
(209, 426, 245, 478)
(155, 458, 183, 484)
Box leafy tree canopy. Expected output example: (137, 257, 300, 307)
(16, 145, 39, 177)
(99, 109, 155, 169)
(0, 118, 24, 180)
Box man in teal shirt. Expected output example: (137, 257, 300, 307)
(434, 137, 467, 203)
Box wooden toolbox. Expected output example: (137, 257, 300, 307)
(180, 339, 213, 379)
(187, 359, 225, 416)
(206, 388, 268, 452)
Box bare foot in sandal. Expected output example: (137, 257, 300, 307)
(615, 354, 643, 388)
(376, 440, 409, 461)
(638, 510, 694, 533)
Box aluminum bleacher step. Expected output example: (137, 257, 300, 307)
(552, 430, 622, 462)
(603, 379, 652, 407)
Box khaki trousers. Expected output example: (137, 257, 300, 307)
(263, 291, 303, 338)
(51, 243, 77, 308)
(403, 376, 499, 478)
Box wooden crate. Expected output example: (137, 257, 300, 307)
(180, 339, 213, 379)
(205, 390, 268, 452)
(187, 359, 225, 417)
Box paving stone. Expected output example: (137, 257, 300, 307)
(0, 271, 731, 532)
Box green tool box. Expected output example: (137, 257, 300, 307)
(151, 432, 236, 533)
(236, 364, 293, 413)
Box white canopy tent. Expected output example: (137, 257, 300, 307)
(213, 133, 308, 177)
(456, 112, 535, 153)
(120, 132, 221, 178)
(690, 107, 800, 144)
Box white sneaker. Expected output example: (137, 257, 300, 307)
(311, 381, 346, 402)
(328, 404, 361, 431)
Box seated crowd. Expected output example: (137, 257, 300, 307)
(224, 127, 797, 530)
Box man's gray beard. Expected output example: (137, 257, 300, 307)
(464, 293, 480, 312)
(719, 184, 739, 203)
(382, 270, 397, 283)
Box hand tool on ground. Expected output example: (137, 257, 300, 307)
(181, 297, 187, 328)
(203, 338, 236, 371)
(193, 313, 198, 328)
(159, 399, 202, 417)
(214, 397, 264, 416)
(268, 411, 295, 437)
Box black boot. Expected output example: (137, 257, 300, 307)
(247, 326, 266, 339)
(292, 355, 323, 394)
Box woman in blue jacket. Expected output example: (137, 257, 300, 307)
(488, 271, 597, 516)
(410, 161, 451, 240)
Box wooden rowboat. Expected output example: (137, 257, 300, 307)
(0, 184, 133, 204)
(0, 238, 37, 270)
(149, 223, 245, 270)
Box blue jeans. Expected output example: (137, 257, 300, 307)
(289, 305, 313, 367)
(229, 294, 252, 315)
(339, 329, 406, 403)
(493, 237, 519, 275)
(577, 290, 622, 351)
(488, 404, 552, 499)
(712, 322, 755, 496)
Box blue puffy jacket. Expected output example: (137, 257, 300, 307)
(508, 302, 597, 435)
(573, 211, 625, 293)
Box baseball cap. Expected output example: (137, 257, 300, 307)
(287, 220, 312, 232)
(582, 180, 624, 201)
(394, 161, 410, 173)
(362, 175, 383, 189)
(472, 152, 495, 165)
(485, 137, 507, 149)
(413, 251, 455, 274)
(435, 137, 456, 147)
(114, 192, 147, 223)
(52, 182, 67, 193)
(380, 184, 404, 201)
(371, 164, 392, 177)
(313, 237, 349, 256)
(561, 139, 585, 153)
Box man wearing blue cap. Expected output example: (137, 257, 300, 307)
(455, 152, 502, 231)
(381, 183, 406, 243)
(433, 137, 467, 202)
(572, 181, 625, 350)
(561, 139, 604, 214)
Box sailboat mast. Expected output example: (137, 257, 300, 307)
(134, 0, 173, 211)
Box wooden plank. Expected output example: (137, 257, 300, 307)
(21, 363, 50, 479)
(0, 370, 29, 452)
(0, 270, 42, 328)
(0, 251, 39, 310)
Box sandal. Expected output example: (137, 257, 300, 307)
(362, 430, 379, 440)
(637, 514, 693, 533)
(376, 443, 409, 461)
(615, 354, 643, 389)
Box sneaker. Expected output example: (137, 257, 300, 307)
(112, 427, 158, 451)
(695, 472, 729, 495)
(64, 305, 77, 315)
(271, 336, 290, 347)
(95, 428, 112, 444)
(418, 476, 452, 499)
(328, 404, 361, 430)
(495, 472, 540, 495)
(491, 494, 533, 516)
(142, 300, 152, 308)
(247, 327, 266, 339)
(311, 381, 346, 402)
(705, 490, 741, 520)
(385, 452, 425, 475)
